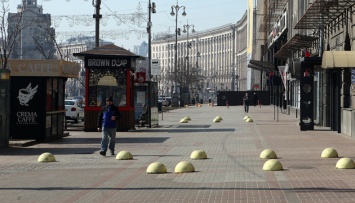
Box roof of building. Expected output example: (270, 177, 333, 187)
(73, 44, 144, 59)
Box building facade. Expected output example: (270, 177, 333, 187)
(151, 12, 248, 101)
(250, 0, 355, 136)
(8, 0, 56, 59)
(133, 41, 148, 57)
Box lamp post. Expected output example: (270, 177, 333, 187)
(147, 0, 156, 128)
(170, 2, 186, 107)
(182, 21, 195, 104)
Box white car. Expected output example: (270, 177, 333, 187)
(65, 100, 84, 123)
(158, 96, 169, 106)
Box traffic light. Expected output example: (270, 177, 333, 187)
(152, 2, 156, 13)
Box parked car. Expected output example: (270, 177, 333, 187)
(158, 96, 169, 106)
(165, 97, 172, 106)
(65, 99, 84, 123)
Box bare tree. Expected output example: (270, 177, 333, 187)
(0, 1, 31, 69)
(33, 23, 58, 59)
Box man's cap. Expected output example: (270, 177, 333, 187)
(106, 97, 113, 101)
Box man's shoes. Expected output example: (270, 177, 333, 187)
(99, 151, 106, 156)
(110, 151, 115, 156)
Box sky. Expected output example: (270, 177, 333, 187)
(7, 0, 248, 51)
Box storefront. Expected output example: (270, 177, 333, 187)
(73, 44, 143, 131)
(9, 60, 80, 141)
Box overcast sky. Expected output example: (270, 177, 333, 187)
(7, 0, 248, 50)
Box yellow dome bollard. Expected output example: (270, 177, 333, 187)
(174, 161, 195, 173)
(336, 158, 355, 169)
(216, 116, 222, 120)
(190, 150, 207, 159)
(321, 148, 338, 158)
(180, 118, 189, 123)
(246, 118, 253, 122)
(243, 116, 250, 120)
(183, 116, 191, 121)
(263, 159, 283, 171)
(116, 150, 133, 160)
(259, 149, 277, 159)
(38, 152, 56, 163)
(213, 118, 221, 123)
(147, 162, 167, 174)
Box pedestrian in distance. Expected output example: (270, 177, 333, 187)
(97, 96, 121, 156)
(252, 92, 259, 107)
(243, 93, 250, 113)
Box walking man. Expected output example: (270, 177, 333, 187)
(97, 97, 121, 156)
(243, 93, 250, 113)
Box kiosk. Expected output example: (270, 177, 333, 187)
(9, 60, 80, 141)
(73, 44, 143, 131)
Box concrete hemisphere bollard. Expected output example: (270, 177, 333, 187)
(336, 158, 355, 169)
(260, 149, 278, 159)
(216, 116, 223, 120)
(116, 150, 133, 160)
(38, 152, 56, 163)
(183, 116, 191, 121)
(321, 148, 338, 158)
(174, 161, 195, 173)
(213, 118, 221, 123)
(180, 118, 189, 123)
(263, 159, 283, 171)
(190, 150, 208, 159)
(243, 116, 250, 120)
(147, 162, 168, 174)
(246, 118, 253, 122)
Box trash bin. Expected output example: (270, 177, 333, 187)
(158, 102, 162, 112)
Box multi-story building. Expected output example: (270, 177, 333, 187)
(251, 0, 355, 136)
(133, 41, 148, 57)
(8, 0, 56, 59)
(57, 36, 113, 97)
(151, 12, 248, 101)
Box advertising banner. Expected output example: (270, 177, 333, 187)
(10, 77, 46, 140)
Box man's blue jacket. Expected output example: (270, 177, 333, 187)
(97, 105, 121, 129)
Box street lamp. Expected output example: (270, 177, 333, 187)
(170, 2, 186, 107)
(182, 21, 195, 104)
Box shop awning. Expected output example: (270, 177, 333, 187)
(274, 34, 318, 59)
(322, 51, 355, 69)
(247, 60, 275, 73)
(295, 0, 355, 30)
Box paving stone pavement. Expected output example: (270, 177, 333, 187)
(1, 105, 355, 203)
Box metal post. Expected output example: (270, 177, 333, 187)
(147, 0, 152, 128)
(231, 25, 236, 91)
(92, 0, 102, 48)
(170, 1, 186, 107)
(172, 6, 179, 107)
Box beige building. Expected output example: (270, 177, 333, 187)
(152, 12, 248, 101)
